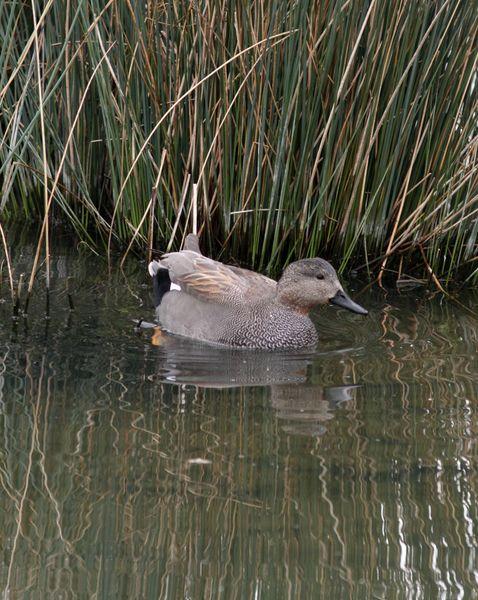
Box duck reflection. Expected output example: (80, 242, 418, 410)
(149, 329, 359, 436)
(271, 384, 357, 436)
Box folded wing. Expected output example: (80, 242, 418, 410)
(159, 250, 276, 305)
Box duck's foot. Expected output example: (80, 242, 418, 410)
(151, 326, 164, 346)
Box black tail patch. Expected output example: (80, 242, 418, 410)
(153, 268, 172, 307)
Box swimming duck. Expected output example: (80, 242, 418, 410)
(148, 235, 367, 350)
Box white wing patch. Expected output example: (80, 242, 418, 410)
(148, 260, 160, 277)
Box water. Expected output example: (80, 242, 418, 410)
(1, 240, 477, 599)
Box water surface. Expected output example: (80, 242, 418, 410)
(1, 242, 477, 598)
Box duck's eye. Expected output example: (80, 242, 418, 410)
(316, 274, 325, 280)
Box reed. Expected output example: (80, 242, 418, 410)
(0, 0, 477, 286)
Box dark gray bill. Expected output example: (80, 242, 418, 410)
(329, 290, 368, 315)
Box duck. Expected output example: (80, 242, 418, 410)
(148, 234, 367, 350)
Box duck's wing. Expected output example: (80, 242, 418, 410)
(158, 250, 276, 305)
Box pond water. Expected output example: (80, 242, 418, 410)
(1, 239, 477, 599)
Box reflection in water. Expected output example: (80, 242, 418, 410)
(150, 334, 360, 436)
(271, 384, 357, 436)
(0, 243, 478, 598)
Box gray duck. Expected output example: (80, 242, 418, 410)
(148, 235, 367, 350)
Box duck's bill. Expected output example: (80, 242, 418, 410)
(329, 290, 368, 315)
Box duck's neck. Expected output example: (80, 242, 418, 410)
(276, 285, 312, 315)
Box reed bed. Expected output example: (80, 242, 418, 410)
(0, 0, 477, 286)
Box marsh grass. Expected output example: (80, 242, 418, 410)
(0, 0, 477, 291)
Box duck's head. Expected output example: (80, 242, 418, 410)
(277, 258, 368, 316)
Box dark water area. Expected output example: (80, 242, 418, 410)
(1, 239, 477, 599)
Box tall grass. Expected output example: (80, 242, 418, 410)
(0, 0, 477, 286)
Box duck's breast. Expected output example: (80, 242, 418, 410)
(218, 303, 318, 349)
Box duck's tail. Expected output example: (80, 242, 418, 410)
(148, 234, 200, 307)
(148, 260, 180, 307)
